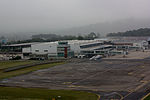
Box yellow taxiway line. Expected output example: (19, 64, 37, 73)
(97, 94, 100, 100)
(141, 92, 150, 100)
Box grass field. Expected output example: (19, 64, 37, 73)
(0, 60, 38, 70)
(0, 60, 64, 79)
(0, 87, 98, 100)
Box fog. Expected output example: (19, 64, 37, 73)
(0, 0, 150, 33)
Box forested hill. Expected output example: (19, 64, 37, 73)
(107, 28, 150, 37)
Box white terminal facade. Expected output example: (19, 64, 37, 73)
(22, 39, 111, 59)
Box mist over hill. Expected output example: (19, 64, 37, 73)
(56, 18, 150, 36)
(1, 18, 150, 41)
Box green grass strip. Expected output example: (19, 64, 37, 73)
(0, 60, 38, 70)
(0, 87, 98, 100)
(0, 62, 64, 79)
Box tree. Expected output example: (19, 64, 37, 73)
(77, 36, 84, 40)
(86, 32, 97, 40)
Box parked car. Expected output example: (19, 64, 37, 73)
(77, 55, 86, 59)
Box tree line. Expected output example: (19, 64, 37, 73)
(6, 32, 100, 44)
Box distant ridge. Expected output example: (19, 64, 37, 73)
(107, 28, 150, 37)
(56, 18, 150, 36)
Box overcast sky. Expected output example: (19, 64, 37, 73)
(0, 0, 150, 32)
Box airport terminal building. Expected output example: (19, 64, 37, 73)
(0, 38, 149, 60)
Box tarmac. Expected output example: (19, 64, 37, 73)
(1, 51, 150, 100)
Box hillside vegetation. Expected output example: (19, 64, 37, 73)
(107, 28, 150, 37)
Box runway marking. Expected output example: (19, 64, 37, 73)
(121, 81, 149, 100)
(68, 85, 85, 88)
(134, 81, 148, 91)
(140, 80, 148, 83)
(120, 92, 133, 100)
(141, 74, 145, 77)
(141, 92, 150, 100)
(97, 94, 100, 100)
(116, 93, 124, 100)
(62, 82, 72, 85)
(140, 66, 145, 68)
(128, 72, 133, 75)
